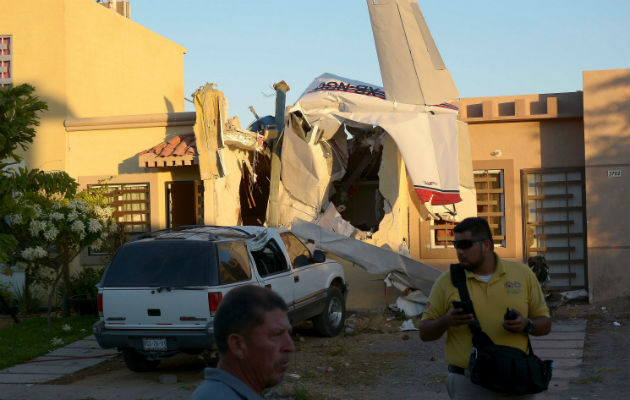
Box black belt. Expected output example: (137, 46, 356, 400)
(448, 365, 465, 375)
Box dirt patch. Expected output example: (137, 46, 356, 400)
(547, 296, 630, 400)
(269, 312, 447, 400)
(7, 298, 629, 400)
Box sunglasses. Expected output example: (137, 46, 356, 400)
(452, 238, 487, 250)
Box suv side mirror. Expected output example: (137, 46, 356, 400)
(293, 255, 309, 268)
(312, 250, 326, 263)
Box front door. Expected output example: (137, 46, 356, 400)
(521, 168, 587, 290)
(166, 181, 203, 228)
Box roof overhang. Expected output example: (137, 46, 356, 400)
(138, 133, 198, 168)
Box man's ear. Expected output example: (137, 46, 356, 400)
(482, 239, 493, 253)
(227, 333, 247, 360)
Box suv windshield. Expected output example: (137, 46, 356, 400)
(103, 240, 218, 287)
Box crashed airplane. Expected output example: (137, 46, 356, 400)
(181, 0, 476, 313)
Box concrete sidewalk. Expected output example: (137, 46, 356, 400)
(531, 318, 587, 395)
(0, 335, 119, 384)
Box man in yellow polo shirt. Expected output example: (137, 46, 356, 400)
(419, 217, 551, 399)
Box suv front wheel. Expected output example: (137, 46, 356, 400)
(313, 286, 346, 337)
(122, 349, 160, 372)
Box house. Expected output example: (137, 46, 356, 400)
(411, 68, 630, 303)
(0, 0, 192, 281)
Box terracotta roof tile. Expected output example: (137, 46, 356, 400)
(139, 133, 198, 168)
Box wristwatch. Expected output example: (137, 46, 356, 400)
(524, 319, 534, 334)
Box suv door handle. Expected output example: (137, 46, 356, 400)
(294, 275, 299, 283)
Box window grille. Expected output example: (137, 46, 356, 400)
(474, 169, 506, 246)
(431, 219, 456, 248)
(0, 36, 12, 88)
(89, 183, 151, 233)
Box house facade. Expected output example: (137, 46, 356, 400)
(0, 0, 194, 278)
(411, 68, 630, 303)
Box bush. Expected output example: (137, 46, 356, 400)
(55, 267, 103, 315)
(12, 282, 41, 315)
(69, 267, 104, 298)
(0, 282, 15, 312)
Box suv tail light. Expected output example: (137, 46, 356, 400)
(208, 292, 222, 314)
(97, 293, 103, 316)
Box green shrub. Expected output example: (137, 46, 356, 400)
(69, 267, 104, 298)
(0, 282, 15, 311)
(12, 282, 41, 314)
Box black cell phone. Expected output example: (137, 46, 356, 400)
(452, 300, 472, 314)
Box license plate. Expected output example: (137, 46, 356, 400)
(142, 338, 167, 351)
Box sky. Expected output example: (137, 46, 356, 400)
(131, 0, 629, 127)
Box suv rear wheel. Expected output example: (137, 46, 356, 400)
(313, 286, 346, 337)
(122, 349, 160, 372)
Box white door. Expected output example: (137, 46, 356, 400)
(250, 238, 295, 309)
(279, 232, 326, 306)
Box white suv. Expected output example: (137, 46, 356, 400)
(93, 226, 348, 372)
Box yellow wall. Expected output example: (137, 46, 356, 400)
(583, 69, 630, 302)
(64, 0, 185, 118)
(0, 0, 68, 171)
(67, 125, 192, 177)
(0, 0, 185, 172)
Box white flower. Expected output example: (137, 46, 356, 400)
(9, 213, 23, 225)
(21, 246, 47, 261)
(29, 219, 47, 236)
(68, 200, 89, 213)
(31, 204, 42, 217)
(94, 206, 114, 220)
(61, 324, 71, 332)
(49, 212, 64, 221)
(108, 221, 119, 233)
(76, 201, 89, 213)
(87, 219, 102, 233)
(71, 220, 85, 237)
(50, 337, 64, 346)
(91, 239, 103, 251)
(43, 226, 59, 241)
(52, 201, 62, 209)
(67, 211, 79, 222)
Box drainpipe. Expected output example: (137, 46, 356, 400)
(267, 80, 290, 227)
(273, 80, 290, 137)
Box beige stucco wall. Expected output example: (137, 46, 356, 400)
(413, 72, 630, 304)
(417, 116, 584, 266)
(0, 0, 186, 173)
(411, 92, 585, 268)
(468, 119, 584, 262)
(67, 125, 192, 178)
(0, 0, 68, 171)
(583, 69, 630, 302)
(64, 0, 185, 118)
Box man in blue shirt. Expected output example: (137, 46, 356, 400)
(190, 285, 295, 399)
